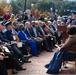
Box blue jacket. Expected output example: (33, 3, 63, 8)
(18, 30, 30, 41)
(18, 30, 38, 55)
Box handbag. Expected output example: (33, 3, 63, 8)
(46, 51, 64, 74)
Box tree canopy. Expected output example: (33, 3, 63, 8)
(1, 0, 76, 15)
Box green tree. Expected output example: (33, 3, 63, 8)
(0, 0, 8, 8)
(55, 1, 76, 15)
(10, 1, 21, 14)
(10, 0, 76, 15)
(36, 0, 76, 15)
(36, 1, 53, 12)
(15, 0, 24, 11)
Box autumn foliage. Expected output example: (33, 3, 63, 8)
(31, 7, 53, 19)
(31, 8, 40, 19)
(31, 7, 35, 15)
(0, 0, 7, 16)
(0, 0, 12, 16)
(0, 6, 5, 16)
(4, 5, 12, 13)
(34, 9, 40, 19)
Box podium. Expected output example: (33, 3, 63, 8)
(57, 26, 68, 43)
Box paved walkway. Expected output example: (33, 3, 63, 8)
(15, 51, 76, 75)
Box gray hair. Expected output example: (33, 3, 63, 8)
(25, 21, 30, 26)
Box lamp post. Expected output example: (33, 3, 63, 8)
(24, 0, 26, 12)
(31, 3, 34, 9)
(50, 8, 53, 14)
(51, 0, 55, 15)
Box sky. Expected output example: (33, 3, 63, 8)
(7, 0, 10, 3)
(7, 0, 15, 3)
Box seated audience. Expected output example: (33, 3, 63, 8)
(0, 21, 31, 73)
(18, 24, 39, 56)
(25, 21, 43, 53)
(33, 21, 53, 52)
(41, 21, 56, 47)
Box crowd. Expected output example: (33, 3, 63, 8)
(0, 10, 76, 75)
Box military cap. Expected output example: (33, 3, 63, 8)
(4, 21, 12, 26)
(72, 10, 76, 14)
(0, 21, 4, 26)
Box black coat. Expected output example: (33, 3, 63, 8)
(36, 26, 45, 37)
(25, 28, 35, 38)
(4, 29, 14, 41)
(0, 31, 10, 43)
(25, 27, 43, 37)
